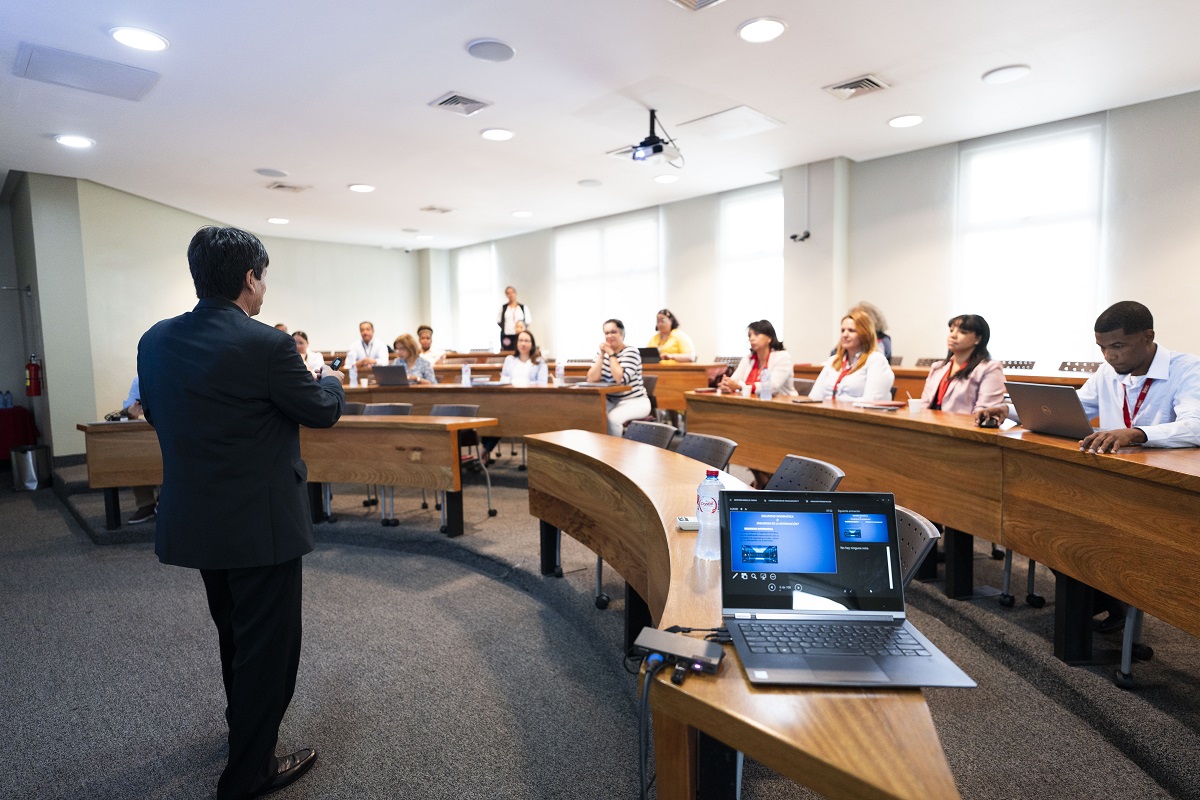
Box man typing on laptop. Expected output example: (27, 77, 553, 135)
(976, 301, 1200, 454)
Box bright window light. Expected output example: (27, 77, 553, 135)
(717, 184, 784, 355)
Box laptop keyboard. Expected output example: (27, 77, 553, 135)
(738, 622, 931, 657)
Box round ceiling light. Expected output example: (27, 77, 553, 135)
(654, 174, 678, 184)
(109, 27, 169, 51)
(466, 38, 515, 62)
(267, 218, 289, 225)
(512, 211, 533, 218)
(348, 184, 375, 193)
(738, 18, 787, 44)
(256, 167, 288, 178)
(416, 234, 434, 241)
(55, 134, 95, 148)
(982, 64, 1032, 85)
(888, 115, 924, 129)
(481, 128, 514, 141)
(578, 179, 602, 188)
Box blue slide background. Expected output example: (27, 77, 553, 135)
(729, 511, 836, 573)
(837, 513, 889, 543)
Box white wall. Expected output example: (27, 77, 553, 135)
(0, 195, 27, 403)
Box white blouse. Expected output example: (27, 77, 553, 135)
(809, 350, 895, 401)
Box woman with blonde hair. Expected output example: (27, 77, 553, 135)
(809, 309, 894, 401)
(392, 333, 437, 384)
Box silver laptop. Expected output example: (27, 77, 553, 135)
(720, 490, 975, 688)
(372, 364, 410, 386)
(1005, 381, 1096, 438)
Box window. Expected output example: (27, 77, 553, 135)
(716, 184, 784, 356)
(553, 210, 659, 359)
(453, 243, 499, 351)
(955, 121, 1105, 363)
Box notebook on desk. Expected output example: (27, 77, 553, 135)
(372, 364, 410, 386)
(720, 490, 975, 688)
(1005, 381, 1096, 439)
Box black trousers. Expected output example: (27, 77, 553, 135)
(200, 558, 304, 800)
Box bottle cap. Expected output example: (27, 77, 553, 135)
(706, 470, 719, 477)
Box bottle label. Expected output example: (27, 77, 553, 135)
(697, 494, 718, 514)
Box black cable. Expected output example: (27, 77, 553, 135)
(639, 655, 666, 800)
(663, 625, 722, 635)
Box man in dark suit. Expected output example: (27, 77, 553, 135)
(138, 226, 344, 799)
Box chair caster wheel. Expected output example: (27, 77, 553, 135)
(1114, 669, 1136, 689)
(488, 509, 498, 517)
(990, 546, 1005, 560)
(1026, 594, 1046, 608)
(518, 464, 527, 471)
(381, 520, 390, 527)
(439, 525, 448, 534)
(554, 568, 564, 578)
(435, 503, 442, 511)
(363, 498, 378, 507)
(421, 502, 429, 510)
(595, 594, 610, 609)
(390, 518, 401, 527)
(1133, 643, 1154, 662)
(326, 515, 337, 524)
(999, 593, 1015, 608)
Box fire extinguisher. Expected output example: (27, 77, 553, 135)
(25, 354, 43, 397)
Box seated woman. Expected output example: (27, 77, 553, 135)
(392, 333, 437, 384)
(587, 318, 651, 436)
(292, 330, 325, 377)
(916, 314, 1005, 413)
(718, 319, 798, 397)
(828, 301, 893, 362)
(501, 330, 547, 386)
(809, 309, 895, 401)
(647, 308, 696, 362)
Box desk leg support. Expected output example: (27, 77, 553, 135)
(308, 483, 327, 524)
(103, 488, 121, 530)
(943, 528, 975, 599)
(625, 583, 652, 653)
(1055, 572, 1094, 664)
(443, 491, 464, 538)
(539, 521, 562, 577)
(652, 707, 697, 800)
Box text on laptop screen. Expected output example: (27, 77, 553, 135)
(720, 492, 904, 613)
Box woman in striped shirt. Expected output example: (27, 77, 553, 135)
(587, 318, 651, 435)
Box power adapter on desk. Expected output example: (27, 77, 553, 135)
(632, 627, 724, 680)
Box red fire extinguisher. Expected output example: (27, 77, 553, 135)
(25, 354, 43, 397)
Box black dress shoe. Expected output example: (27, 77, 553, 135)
(1092, 612, 1126, 633)
(251, 748, 318, 798)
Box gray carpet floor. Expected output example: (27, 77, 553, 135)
(2, 452, 1198, 799)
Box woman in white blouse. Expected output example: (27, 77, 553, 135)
(808, 310, 895, 401)
(501, 330, 548, 386)
(292, 331, 324, 377)
(718, 320, 797, 397)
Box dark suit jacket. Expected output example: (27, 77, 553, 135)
(138, 297, 345, 569)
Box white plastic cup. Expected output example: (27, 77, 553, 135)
(741, 383, 752, 398)
(907, 398, 923, 413)
(359, 378, 369, 388)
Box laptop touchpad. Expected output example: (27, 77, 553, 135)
(805, 656, 890, 683)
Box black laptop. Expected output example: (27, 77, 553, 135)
(372, 364, 410, 386)
(637, 347, 661, 364)
(720, 490, 975, 688)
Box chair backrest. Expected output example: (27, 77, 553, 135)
(1002, 359, 1035, 371)
(673, 432, 737, 471)
(1058, 360, 1101, 373)
(764, 455, 845, 492)
(344, 402, 366, 415)
(429, 403, 480, 417)
(623, 420, 677, 449)
(915, 357, 939, 368)
(715, 355, 742, 368)
(889, 355, 903, 366)
(890, 386, 898, 400)
(362, 403, 413, 416)
(642, 374, 658, 398)
(895, 505, 941, 587)
(793, 378, 815, 396)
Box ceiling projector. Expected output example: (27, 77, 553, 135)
(615, 108, 682, 165)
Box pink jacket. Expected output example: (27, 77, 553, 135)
(919, 358, 1006, 414)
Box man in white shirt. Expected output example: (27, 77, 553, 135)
(348, 320, 388, 369)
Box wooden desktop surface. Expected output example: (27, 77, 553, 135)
(525, 430, 959, 800)
(684, 392, 1200, 641)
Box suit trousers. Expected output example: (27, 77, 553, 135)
(200, 558, 304, 800)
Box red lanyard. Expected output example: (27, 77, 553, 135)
(746, 353, 763, 393)
(935, 361, 963, 408)
(1122, 378, 1154, 427)
(831, 358, 854, 395)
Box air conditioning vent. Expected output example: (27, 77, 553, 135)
(420, 205, 454, 214)
(665, 0, 728, 10)
(428, 92, 492, 117)
(266, 182, 309, 193)
(823, 74, 890, 100)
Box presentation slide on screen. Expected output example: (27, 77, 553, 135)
(836, 513, 889, 543)
(729, 511, 836, 573)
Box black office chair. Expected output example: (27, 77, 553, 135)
(793, 378, 815, 396)
(430, 403, 496, 528)
(361, 403, 413, 526)
(895, 506, 941, 587)
(764, 455, 844, 492)
(671, 432, 737, 471)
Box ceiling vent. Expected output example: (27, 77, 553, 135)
(665, 0, 729, 9)
(420, 205, 454, 214)
(823, 74, 890, 100)
(266, 182, 309, 193)
(14, 42, 159, 101)
(428, 92, 492, 117)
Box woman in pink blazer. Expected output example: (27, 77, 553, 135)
(918, 314, 1006, 413)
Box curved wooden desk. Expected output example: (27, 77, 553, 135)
(525, 430, 959, 800)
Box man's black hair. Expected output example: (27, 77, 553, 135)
(187, 226, 268, 301)
(1094, 301, 1153, 335)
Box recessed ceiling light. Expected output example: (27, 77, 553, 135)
(512, 211, 533, 218)
(54, 135, 94, 148)
(578, 179, 602, 188)
(654, 174, 678, 184)
(466, 38, 515, 62)
(256, 168, 288, 178)
(982, 64, 1032, 85)
(737, 18, 786, 44)
(348, 184, 375, 193)
(415, 234, 434, 241)
(888, 115, 924, 129)
(481, 128, 514, 141)
(109, 27, 170, 51)
(267, 218, 289, 225)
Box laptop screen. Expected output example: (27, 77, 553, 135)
(720, 491, 904, 613)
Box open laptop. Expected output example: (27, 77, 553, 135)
(371, 364, 410, 386)
(1005, 381, 1096, 438)
(720, 490, 975, 688)
(637, 347, 661, 364)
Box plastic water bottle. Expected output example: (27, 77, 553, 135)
(555, 361, 566, 385)
(694, 470, 723, 561)
(759, 368, 773, 401)
(348, 364, 358, 387)
(461, 364, 472, 386)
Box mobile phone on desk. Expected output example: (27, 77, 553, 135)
(791, 397, 822, 403)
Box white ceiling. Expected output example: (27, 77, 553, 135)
(3, 0, 1199, 251)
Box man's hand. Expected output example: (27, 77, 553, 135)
(1079, 427, 1146, 454)
(975, 406, 1008, 427)
(126, 400, 143, 420)
(317, 365, 345, 382)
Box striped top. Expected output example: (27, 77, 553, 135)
(601, 345, 646, 400)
